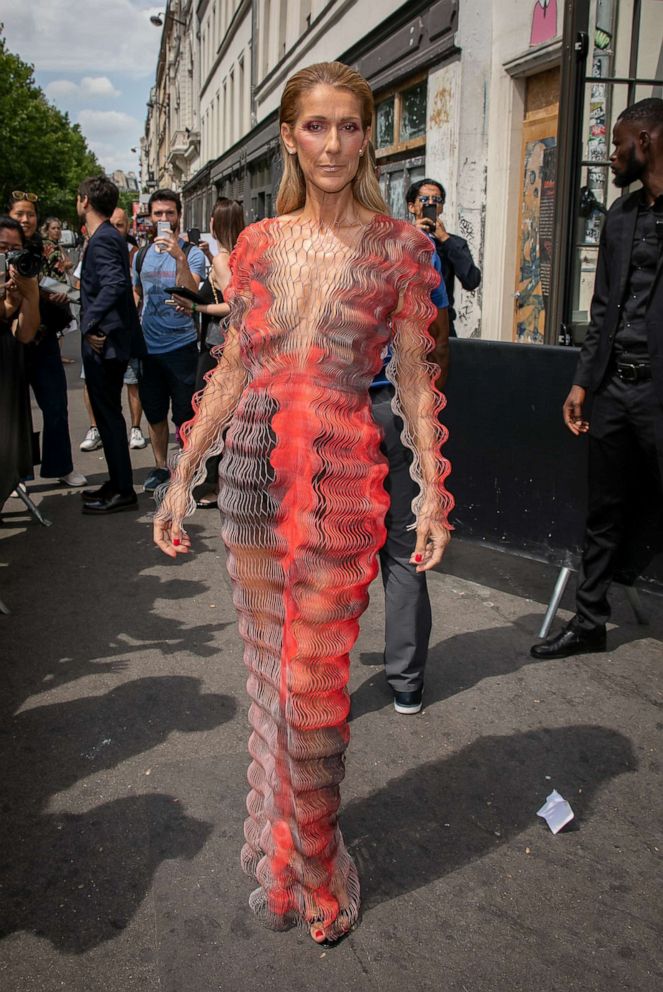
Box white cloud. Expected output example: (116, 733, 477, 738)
(45, 76, 121, 101)
(44, 79, 79, 100)
(77, 109, 140, 135)
(81, 76, 122, 98)
(76, 110, 143, 174)
(1, 0, 162, 76)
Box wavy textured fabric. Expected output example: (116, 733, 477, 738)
(155, 213, 453, 940)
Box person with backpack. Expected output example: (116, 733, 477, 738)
(133, 189, 206, 493)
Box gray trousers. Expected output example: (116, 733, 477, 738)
(371, 385, 432, 692)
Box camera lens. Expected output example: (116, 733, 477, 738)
(7, 248, 42, 278)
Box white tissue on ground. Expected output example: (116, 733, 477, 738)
(537, 789, 574, 834)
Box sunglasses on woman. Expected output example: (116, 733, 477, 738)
(11, 191, 39, 203)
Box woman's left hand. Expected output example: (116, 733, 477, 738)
(171, 293, 195, 314)
(410, 519, 451, 572)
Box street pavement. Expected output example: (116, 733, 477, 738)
(1, 336, 662, 992)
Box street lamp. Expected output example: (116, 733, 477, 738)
(150, 11, 187, 27)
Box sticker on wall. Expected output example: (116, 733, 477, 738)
(530, 0, 558, 48)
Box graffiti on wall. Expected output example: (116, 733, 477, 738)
(455, 206, 483, 338)
(515, 137, 557, 343)
(530, 0, 558, 47)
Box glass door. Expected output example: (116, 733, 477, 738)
(566, 0, 663, 344)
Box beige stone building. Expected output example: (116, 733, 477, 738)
(142, 0, 663, 343)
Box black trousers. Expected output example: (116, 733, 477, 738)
(25, 333, 74, 478)
(575, 373, 663, 630)
(82, 346, 133, 495)
(371, 385, 432, 692)
(195, 346, 221, 486)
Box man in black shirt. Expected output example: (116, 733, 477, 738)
(532, 98, 663, 658)
(406, 178, 481, 336)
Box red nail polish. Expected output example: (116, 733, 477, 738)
(414, 554, 423, 563)
(173, 538, 181, 546)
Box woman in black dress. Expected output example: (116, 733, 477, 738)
(0, 216, 41, 505)
(8, 194, 85, 487)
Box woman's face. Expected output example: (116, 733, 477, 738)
(10, 200, 38, 239)
(47, 220, 62, 242)
(281, 84, 369, 199)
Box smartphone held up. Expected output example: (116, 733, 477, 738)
(156, 220, 172, 252)
(422, 203, 438, 229)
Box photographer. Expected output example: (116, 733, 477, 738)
(406, 178, 481, 337)
(0, 216, 41, 506)
(8, 193, 86, 487)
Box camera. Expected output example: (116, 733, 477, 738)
(6, 245, 42, 278)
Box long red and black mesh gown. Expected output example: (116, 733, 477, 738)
(156, 213, 453, 940)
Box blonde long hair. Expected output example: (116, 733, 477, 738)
(276, 61, 388, 216)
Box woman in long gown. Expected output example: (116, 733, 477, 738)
(154, 61, 454, 944)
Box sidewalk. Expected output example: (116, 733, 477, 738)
(1, 338, 661, 992)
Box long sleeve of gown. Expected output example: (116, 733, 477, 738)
(385, 231, 454, 530)
(154, 231, 252, 523)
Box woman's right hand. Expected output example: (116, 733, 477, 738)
(153, 514, 192, 557)
(153, 490, 192, 558)
(5, 269, 39, 311)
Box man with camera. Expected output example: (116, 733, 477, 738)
(76, 176, 143, 515)
(406, 179, 481, 337)
(1, 216, 41, 506)
(132, 189, 206, 494)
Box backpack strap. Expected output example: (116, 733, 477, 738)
(134, 243, 149, 279)
(134, 239, 196, 282)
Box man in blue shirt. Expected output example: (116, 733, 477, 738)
(370, 246, 449, 714)
(133, 189, 206, 493)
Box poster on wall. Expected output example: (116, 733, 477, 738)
(514, 136, 557, 343)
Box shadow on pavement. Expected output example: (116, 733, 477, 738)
(1, 487, 225, 718)
(344, 724, 635, 913)
(0, 675, 235, 953)
(352, 618, 550, 719)
(0, 487, 235, 953)
(352, 607, 663, 720)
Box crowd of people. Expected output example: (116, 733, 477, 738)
(1, 55, 661, 949)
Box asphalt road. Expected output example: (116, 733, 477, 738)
(1, 338, 661, 992)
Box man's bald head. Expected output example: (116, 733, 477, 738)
(110, 207, 129, 238)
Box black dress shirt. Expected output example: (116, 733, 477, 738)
(614, 193, 663, 358)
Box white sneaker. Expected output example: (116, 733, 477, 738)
(80, 427, 102, 451)
(60, 470, 88, 487)
(130, 426, 148, 449)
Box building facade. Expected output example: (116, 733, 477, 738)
(141, 0, 200, 193)
(143, 0, 663, 342)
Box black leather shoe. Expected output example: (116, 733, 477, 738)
(530, 620, 606, 659)
(81, 482, 114, 500)
(82, 491, 138, 514)
(393, 687, 423, 714)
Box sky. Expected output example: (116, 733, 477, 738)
(0, 0, 164, 176)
